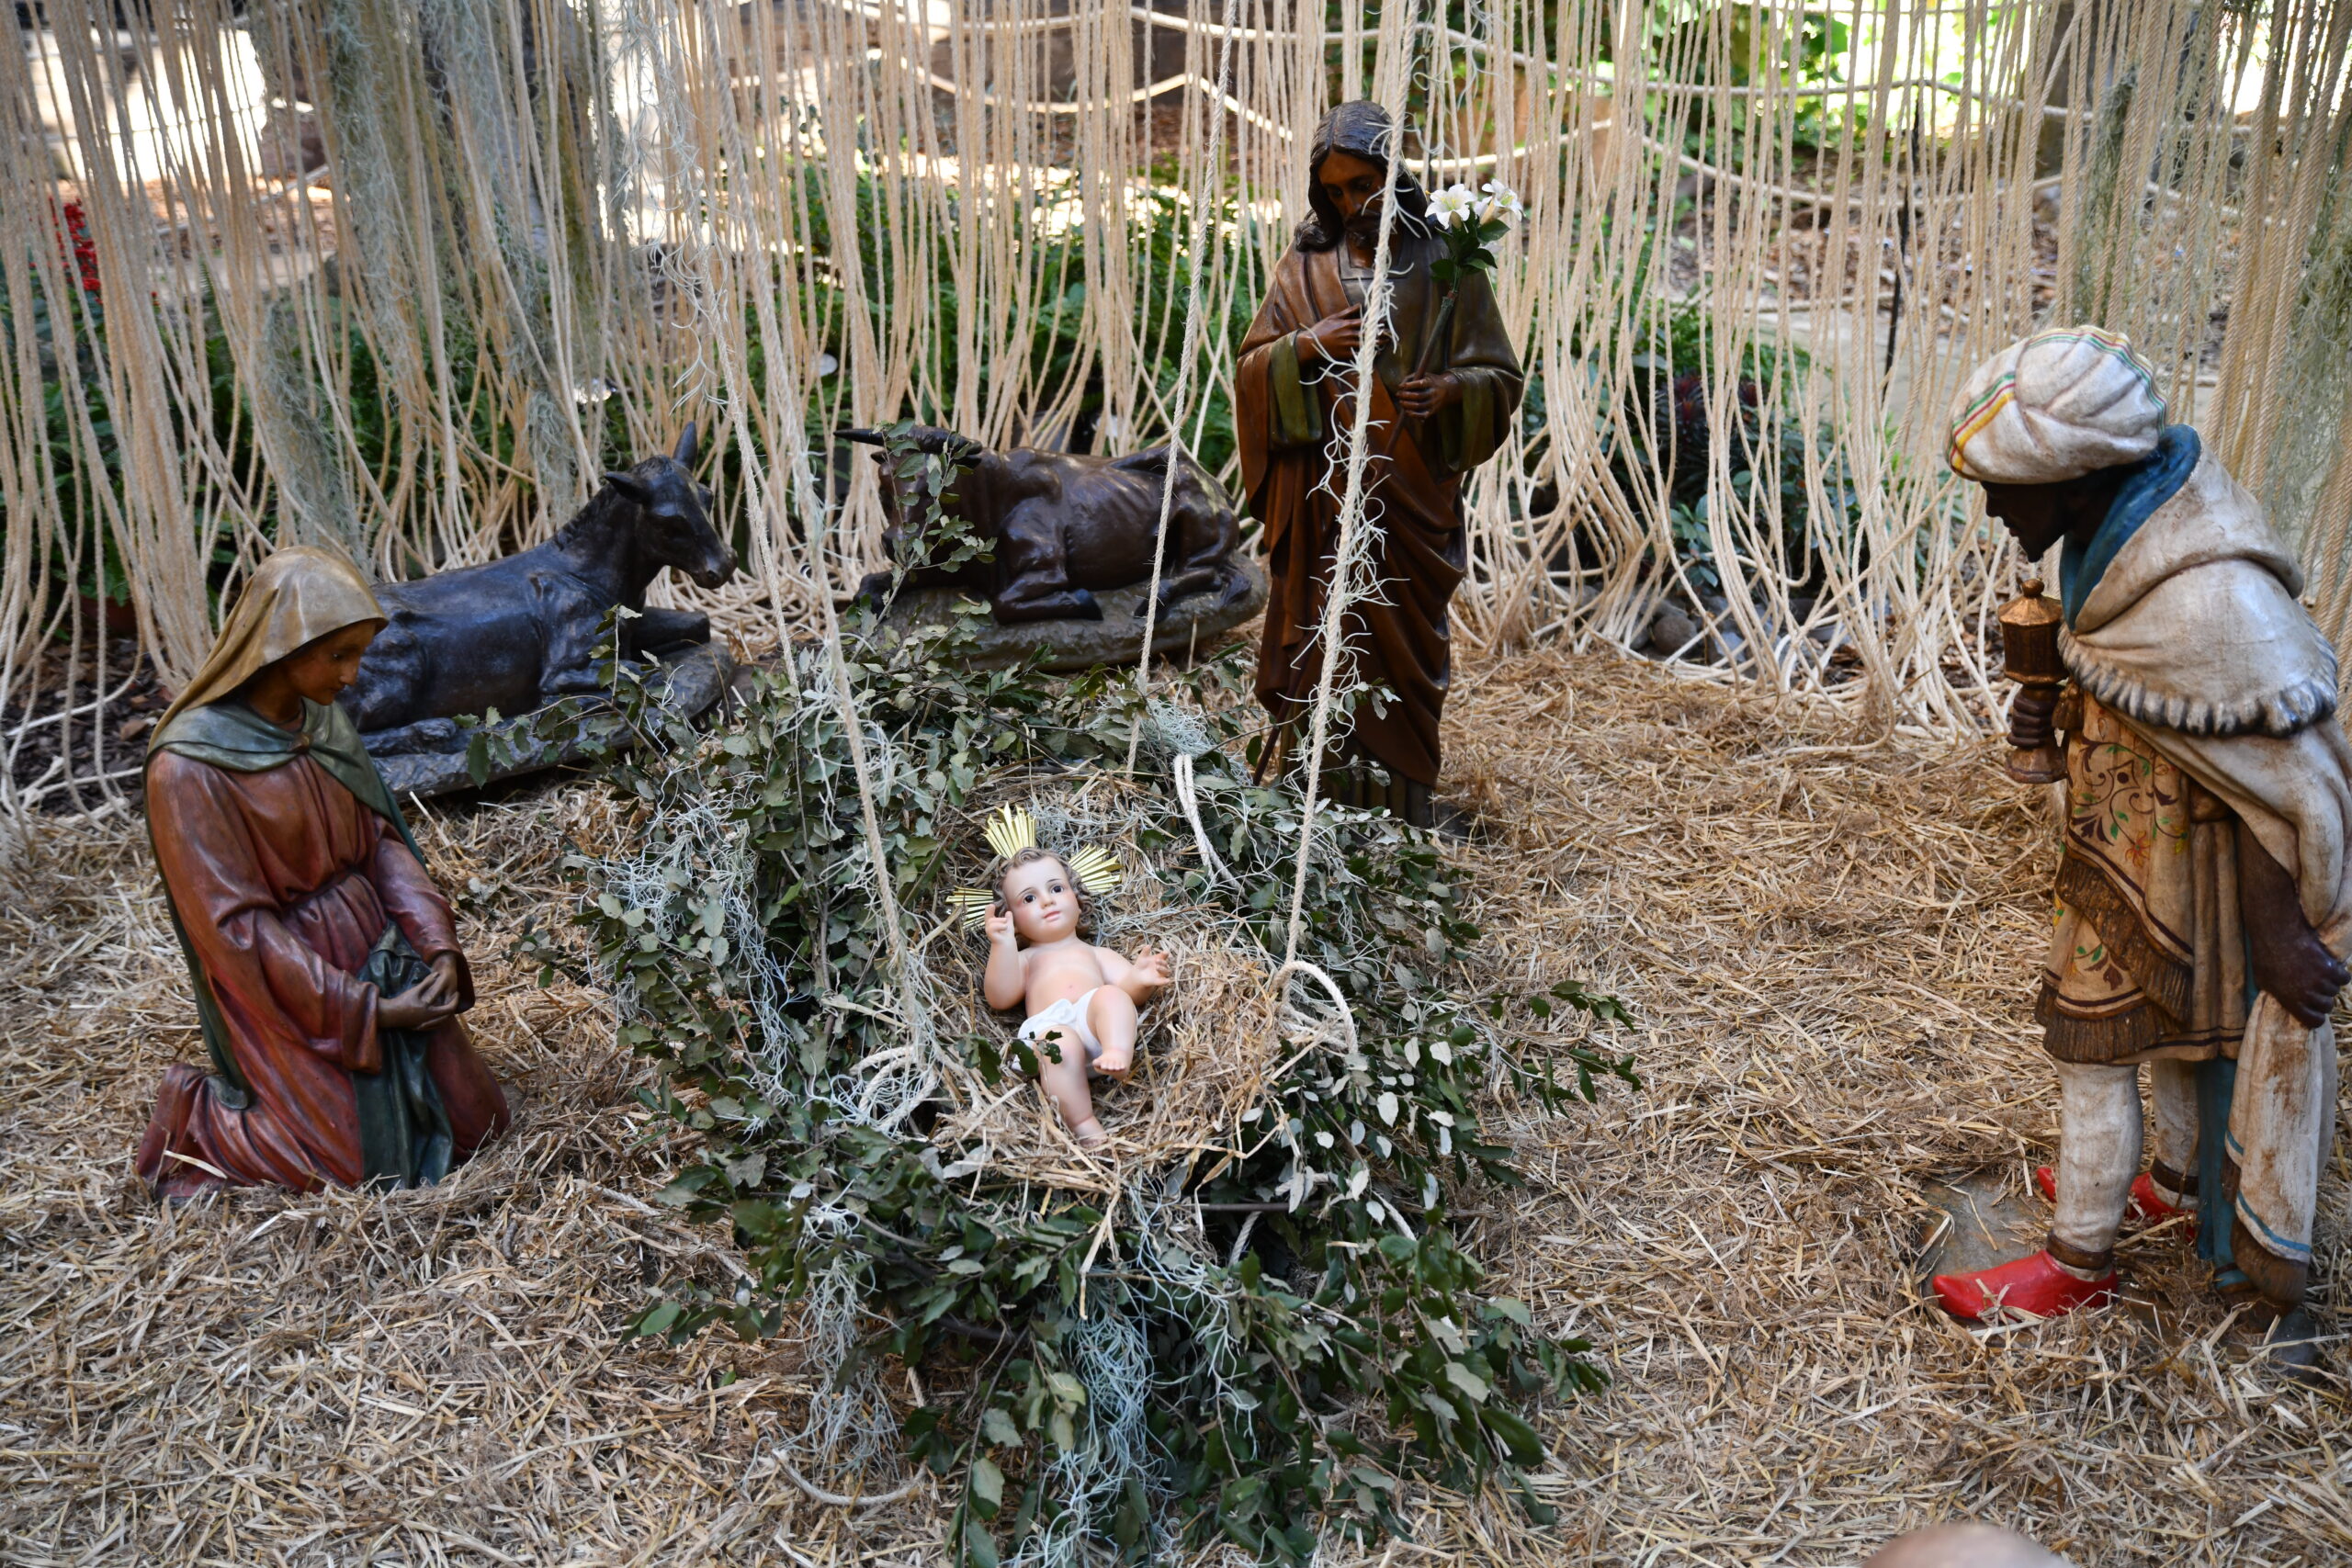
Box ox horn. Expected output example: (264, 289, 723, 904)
(602, 469, 651, 502)
(899, 427, 962, 456)
(672, 420, 699, 466)
(839, 427, 887, 446)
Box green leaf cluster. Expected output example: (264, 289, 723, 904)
(532, 597, 1636, 1562)
(1428, 218, 1513, 289)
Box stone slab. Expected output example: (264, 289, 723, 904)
(371, 640, 736, 800)
(1917, 1170, 2042, 1282)
(874, 558, 1268, 673)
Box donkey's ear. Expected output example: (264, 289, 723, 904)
(602, 469, 651, 503)
(672, 421, 699, 467)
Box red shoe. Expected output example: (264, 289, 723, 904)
(2129, 1171, 2188, 1225)
(2030, 1167, 2197, 1235)
(1933, 1250, 2118, 1322)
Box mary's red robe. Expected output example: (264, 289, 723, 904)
(134, 700, 509, 1199)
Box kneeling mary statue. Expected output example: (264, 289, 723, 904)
(136, 547, 512, 1200)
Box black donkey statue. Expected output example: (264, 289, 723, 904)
(343, 423, 737, 755)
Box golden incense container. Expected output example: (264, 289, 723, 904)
(1997, 574, 2067, 785)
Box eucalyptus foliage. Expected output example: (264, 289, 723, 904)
(530, 598, 1635, 1563)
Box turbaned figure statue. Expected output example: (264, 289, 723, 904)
(1933, 325, 2352, 1372)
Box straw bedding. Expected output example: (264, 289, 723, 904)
(4, 647, 2348, 1564)
(919, 773, 1281, 1193)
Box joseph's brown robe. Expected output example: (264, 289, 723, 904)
(1237, 231, 1521, 787)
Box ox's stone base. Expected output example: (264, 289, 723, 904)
(369, 640, 737, 800)
(873, 558, 1267, 673)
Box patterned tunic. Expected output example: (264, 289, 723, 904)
(2039, 694, 2249, 1064)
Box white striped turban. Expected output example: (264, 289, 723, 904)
(1946, 325, 2168, 485)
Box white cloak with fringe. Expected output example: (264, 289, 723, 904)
(2061, 449, 2352, 1284)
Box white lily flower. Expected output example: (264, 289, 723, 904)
(1428, 183, 1478, 230)
(1476, 180, 1525, 226)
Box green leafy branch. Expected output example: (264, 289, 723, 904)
(529, 596, 1636, 1562)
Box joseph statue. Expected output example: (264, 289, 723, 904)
(1237, 100, 1522, 827)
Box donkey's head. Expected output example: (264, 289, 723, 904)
(599, 423, 736, 589)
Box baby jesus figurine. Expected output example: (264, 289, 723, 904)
(977, 840, 1169, 1148)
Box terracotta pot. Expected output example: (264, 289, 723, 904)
(74, 592, 139, 638)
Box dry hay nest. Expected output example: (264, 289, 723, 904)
(910, 764, 1339, 1193)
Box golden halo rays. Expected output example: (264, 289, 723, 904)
(952, 805, 1125, 931)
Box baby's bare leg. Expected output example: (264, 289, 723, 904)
(1087, 987, 1140, 1081)
(1035, 1031, 1103, 1146)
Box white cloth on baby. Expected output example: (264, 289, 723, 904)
(1018, 987, 1103, 1063)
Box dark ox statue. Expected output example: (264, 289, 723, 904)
(845, 425, 1248, 623)
(343, 423, 737, 754)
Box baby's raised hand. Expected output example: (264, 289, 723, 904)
(985, 904, 1015, 947)
(1130, 949, 1171, 996)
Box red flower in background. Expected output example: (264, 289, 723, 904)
(57, 200, 101, 299)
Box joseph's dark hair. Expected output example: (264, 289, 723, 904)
(1295, 98, 1432, 253)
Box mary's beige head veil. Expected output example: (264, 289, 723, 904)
(157, 547, 384, 732)
(1946, 325, 2168, 485)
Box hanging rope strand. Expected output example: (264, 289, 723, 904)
(1124, 0, 1243, 774)
(1279, 0, 1420, 973)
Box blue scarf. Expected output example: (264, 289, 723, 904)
(2059, 425, 2201, 626)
